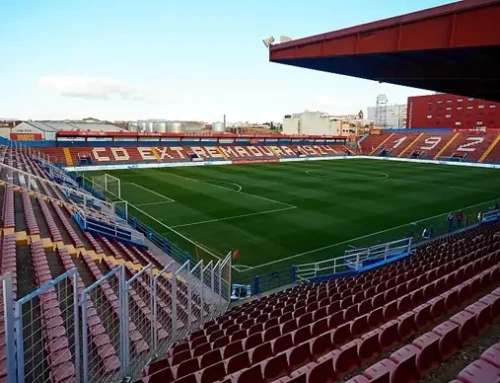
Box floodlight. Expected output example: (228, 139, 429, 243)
(262, 37, 275, 48)
(280, 36, 292, 43)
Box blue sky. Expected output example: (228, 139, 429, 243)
(0, 0, 452, 122)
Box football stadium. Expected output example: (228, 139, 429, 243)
(1, 1, 500, 383)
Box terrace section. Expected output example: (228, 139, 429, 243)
(136, 222, 500, 383)
(360, 130, 500, 162)
(0, 144, 232, 382)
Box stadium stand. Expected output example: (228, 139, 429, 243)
(32, 144, 342, 166)
(0, 144, 232, 383)
(451, 340, 500, 383)
(2, 131, 500, 382)
(481, 135, 500, 163)
(360, 130, 500, 163)
(132, 223, 500, 383)
(436, 132, 495, 162)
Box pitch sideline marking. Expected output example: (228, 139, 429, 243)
(125, 182, 175, 203)
(136, 201, 175, 207)
(243, 199, 495, 272)
(305, 169, 497, 195)
(387, 178, 499, 195)
(305, 169, 390, 180)
(132, 206, 227, 264)
(162, 171, 296, 208)
(170, 206, 297, 228)
(232, 265, 253, 272)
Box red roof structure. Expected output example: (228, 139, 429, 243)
(269, 0, 500, 102)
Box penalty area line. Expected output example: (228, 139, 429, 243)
(125, 182, 176, 203)
(170, 206, 297, 228)
(135, 201, 175, 207)
(134, 207, 226, 263)
(162, 172, 295, 208)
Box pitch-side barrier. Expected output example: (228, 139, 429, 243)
(295, 237, 412, 282)
(64, 155, 500, 172)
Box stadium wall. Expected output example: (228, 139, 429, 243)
(64, 154, 500, 172)
(7, 139, 347, 147)
(383, 128, 452, 133)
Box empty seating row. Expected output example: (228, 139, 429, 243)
(451, 338, 500, 383)
(31, 145, 341, 167)
(1, 186, 14, 228)
(100, 237, 123, 260)
(115, 240, 141, 264)
(84, 253, 150, 356)
(0, 234, 17, 381)
(218, 225, 498, 326)
(345, 276, 500, 383)
(138, 234, 500, 382)
(101, 256, 169, 345)
(359, 131, 500, 163)
(179, 226, 497, 354)
(37, 196, 63, 242)
(0, 234, 17, 298)
(51, 201, 83, 248)
(22, 191, 40, 235)
(85, 232, 103, 253)
(206, 252, 499, 383)
(29, 242, 76, 383)
(56, 248, 121, 376)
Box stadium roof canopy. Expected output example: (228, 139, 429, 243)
(25, 120, 125, 132)
(269, 0, 500, 102)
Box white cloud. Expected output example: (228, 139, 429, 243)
(38, 76, 170, 103)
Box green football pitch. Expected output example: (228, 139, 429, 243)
(85, 159, 500, 283)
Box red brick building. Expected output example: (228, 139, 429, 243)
(406, 94, 500, 129)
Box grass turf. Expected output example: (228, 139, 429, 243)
(85, 159, 500, 283)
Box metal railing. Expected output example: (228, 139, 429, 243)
(33, 155, 78, 188)
(482, 208, 500, 223)
(73, 205, 145, 246)
(0, 251, 232, 382)
(344, 237, 412, 269)
(296, 237, 412, 281)
(15, 268, 79, 383)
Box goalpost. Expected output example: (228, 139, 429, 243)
(92, 173, 122, 200)
(90, 174, 129, 221)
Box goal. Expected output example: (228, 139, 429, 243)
(92, 174, 122, 201)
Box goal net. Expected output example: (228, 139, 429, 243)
(92, 174, 122, 201)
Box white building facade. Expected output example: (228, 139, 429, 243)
(283, 111, 368, 136)
(283, 111, 343, 136)
(366, 104, 407, 128)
